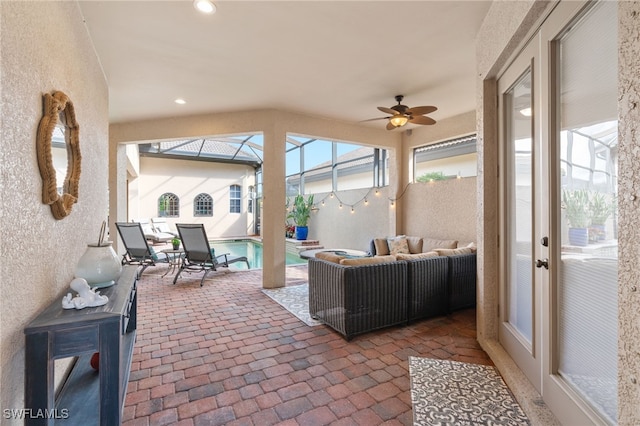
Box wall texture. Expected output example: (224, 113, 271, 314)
(0, 2, 108, 418)
(617, 2, 640, 422)
(403, 178, 477, 244)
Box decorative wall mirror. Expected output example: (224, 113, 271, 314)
(36, 91, 81, 219)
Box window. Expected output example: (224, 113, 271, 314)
(158, 193, 179, 217)
(247, 186, 254, 213)
(414, 135, 477, 181)
(285, 136, 388, 195)
(230, 184, 241, 213)
(194, 193, 213, 217)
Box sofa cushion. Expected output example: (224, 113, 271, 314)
(387, 236, 410, 255)
(395, 252, 439, 261)
(434, 247, 475, 256)
(315, 251, 346, 264)
(339, 255, 396, 266)
(422, 238, 458, 252)
(373, 238, 390, 256)
(406, 236, 423, 254)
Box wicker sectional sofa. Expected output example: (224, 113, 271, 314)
(308, 238, 477, 340)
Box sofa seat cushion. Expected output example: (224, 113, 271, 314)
(423, 238, 458, 252)
(395, 252, 439, 261)
(340, 255, 396, 266)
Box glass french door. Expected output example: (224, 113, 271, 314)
(498, 39, 541, 391)
(499, 1, 618, 424)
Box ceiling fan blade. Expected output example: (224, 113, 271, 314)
(378, 106, 398, 115)
(360, 117, 390, 122)
(386, 121, 397, 130)
(406, 105, 437, 115)
(409, 115, 437, 125)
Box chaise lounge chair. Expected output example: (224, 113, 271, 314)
(138, 218, 174, 244)
(115, 222, 178, 276)
(173, 223, 250, 286)
(151, 217, 179, 238)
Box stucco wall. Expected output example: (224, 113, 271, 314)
(403, 178, 477, 244)
(0, 1, 108, 419)
(133, 156, 257, 237)
(617, 2, 640, 422)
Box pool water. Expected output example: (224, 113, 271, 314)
(209, 240, 307, 270)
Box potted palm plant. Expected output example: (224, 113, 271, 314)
(562, 189, 590, 246)
(287, 194, 314, 240)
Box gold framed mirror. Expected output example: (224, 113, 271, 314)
(36, 91, 81, 219)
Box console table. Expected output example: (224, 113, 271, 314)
(24, 265, 138, 425)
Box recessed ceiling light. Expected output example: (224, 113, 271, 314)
(175, 98, 186, 105)
(194, 0, 216, 14)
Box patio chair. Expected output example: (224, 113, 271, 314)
(138, 218, 174, 244)
(115, 222, 177, 276)
(151, 217, 179, 237)
(174, 223, 250, 286)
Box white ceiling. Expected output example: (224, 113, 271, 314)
(78, 1, 492, 130)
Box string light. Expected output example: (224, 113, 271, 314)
(351, 207, 355, 214)
(364, 198, 368, 205)
(339, 203, 343, 209)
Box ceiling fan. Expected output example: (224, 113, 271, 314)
(366, 95, 437, 130)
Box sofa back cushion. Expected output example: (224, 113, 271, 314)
(434, 247, 475, 256)
(422, 238, 458, 253)
(340, 255, 396, 266)
(405, 236, 423, 254)
(395, 252, 439, 261)
(373, 238, 390, 256)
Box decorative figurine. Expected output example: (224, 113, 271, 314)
(62, 277, 109, 310)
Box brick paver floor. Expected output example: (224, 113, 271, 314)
(123, 263, 491, 426)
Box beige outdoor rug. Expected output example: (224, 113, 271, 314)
(262, 283, 321, 327)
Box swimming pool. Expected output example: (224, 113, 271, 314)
(209, 239, 307, 270)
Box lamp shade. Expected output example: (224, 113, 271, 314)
(389, 115, 409, 127)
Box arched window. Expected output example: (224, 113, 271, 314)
(158, 193, 179, 217)
(194, 193, 213, 217)
(229, 184, 241, 213)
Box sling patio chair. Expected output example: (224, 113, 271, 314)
(174, 223, 250, 286)
(115, 222, 179, 276)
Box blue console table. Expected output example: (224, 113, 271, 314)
(24, 265, 137, 425)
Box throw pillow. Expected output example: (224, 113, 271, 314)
(339, 255, 396, 266)
(422, 238, 458, 253)
(405, 236, 423, 254)
(373, 238, 390, 256)
(387, 236, 410, 255)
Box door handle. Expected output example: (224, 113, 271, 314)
(536, 258, 549, 269)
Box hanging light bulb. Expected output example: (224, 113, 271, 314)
(351, 207, 355, 214)
(364, 198, 368, 205)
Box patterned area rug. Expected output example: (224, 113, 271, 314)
(409, 357, 530, 425)
(262, 283, 321, 327)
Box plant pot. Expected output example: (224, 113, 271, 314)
(568, 227, 589, 247)
(590, 224, 606, 241)
(172, 243, 180, 250)
(295, 226, 308, 240)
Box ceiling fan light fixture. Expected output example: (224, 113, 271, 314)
(194, 0, 216, 14)
(389, 115, 409, 127)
